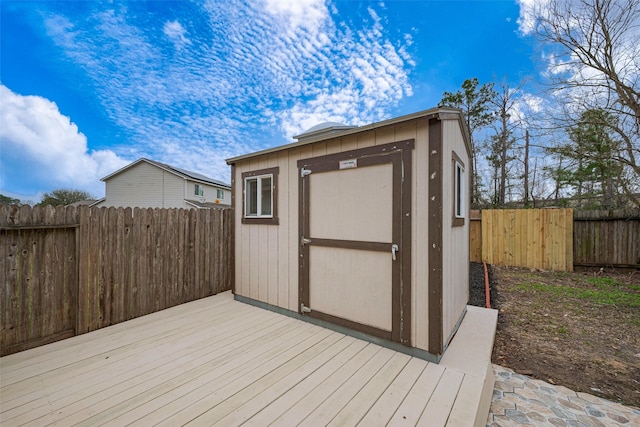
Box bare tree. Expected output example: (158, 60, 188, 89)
(486, 79, 524, 206)
(533, 0, 640, 206)
(439, 78, 496, 206)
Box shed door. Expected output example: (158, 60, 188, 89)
(299, 143, 412, 345)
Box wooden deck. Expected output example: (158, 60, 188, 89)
(0, 291, 497, 426)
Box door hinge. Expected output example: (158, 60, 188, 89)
(301, 303, 312, 314)
(300, 167, 312, 178)
(301, 236, 312, 246)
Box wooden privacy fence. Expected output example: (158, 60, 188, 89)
(470, 208, 640, 270)
(573, 209, 640, 269)
(472, 208, 574, 271)
(0, 205, 232, 356)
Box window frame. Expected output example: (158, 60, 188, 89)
(195, 183, 204, 197)
(241, 166, 279, 225)
(452, 152, 466, 227)
(216, 188, 224, 199)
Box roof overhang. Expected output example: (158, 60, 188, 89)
(226, 107, 471, 165)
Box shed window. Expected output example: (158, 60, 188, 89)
(242, 167, 279, 225)
(195, 184, 204, 196)
(452, 152, 465, 227)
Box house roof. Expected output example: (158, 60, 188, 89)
(184, 199, 232, 209)
(226, 107, 471, 165)
(101, 158, 231, 189)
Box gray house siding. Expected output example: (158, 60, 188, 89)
(94, 161, 231, 209)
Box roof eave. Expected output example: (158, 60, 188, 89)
(226, 107, 467, 165)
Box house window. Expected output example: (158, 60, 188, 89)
(216, 189, 224, 199)
(242, 167, 279, 225)
(452, 152, 465, 226)
(195, 184, 204, 197)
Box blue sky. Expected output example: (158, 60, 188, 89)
(1, 0, 542, 201)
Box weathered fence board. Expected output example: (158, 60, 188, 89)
(0, 205, 78, 355)
(1, 205, 232, 355)
(573, 210, 640, 268)
(480, 209, 573, 271)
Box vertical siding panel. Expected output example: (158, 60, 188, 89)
(325, 139, 341, 155)
(394, 122, 418, 142)
(258, 225, 268, 302)
(267, 224, 278, 306)
(312, 141, 327, 157)
(287, 149, 300, 311)
(248, 223, 259, 301)
(340, 135, 358, 153)
(373, 127, 393, 146)
(277, 151, 290, 309)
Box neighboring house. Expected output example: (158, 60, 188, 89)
(91, 158, 231, 209)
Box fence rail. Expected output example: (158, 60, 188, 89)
(1, 205, 232, 356)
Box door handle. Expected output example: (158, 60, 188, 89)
(391, 244, 399, 261)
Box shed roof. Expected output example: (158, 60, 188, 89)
(226, 107, 470, 165)
(101, 158, 231, 189)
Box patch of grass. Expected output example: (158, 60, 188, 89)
(515, 282, 640, 307)
(587, 276, 640, 292)
(557, 326, 568, 335)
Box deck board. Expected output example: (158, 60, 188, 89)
(0, 292, 496, 427)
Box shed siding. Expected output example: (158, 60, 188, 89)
(442, 119, 471, 344)
(233, 113, 470, 356)
(234, 119, 435, 351)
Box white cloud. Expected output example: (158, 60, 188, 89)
(38, 1, 413, 177)
(516, 0, 548, 35)
(263, 0, 329, 36)
(0, 85, 128, 197)
(163, 20, 191, 49)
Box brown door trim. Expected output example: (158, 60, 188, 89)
(303, 238, 390, 252)
(299, 140, 413, 345)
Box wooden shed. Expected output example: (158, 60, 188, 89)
(226, 107, 472, 361)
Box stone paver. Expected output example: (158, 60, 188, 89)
(488, 365, 640, 426)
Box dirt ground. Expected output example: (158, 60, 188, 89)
(472, 263, 640, 408)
